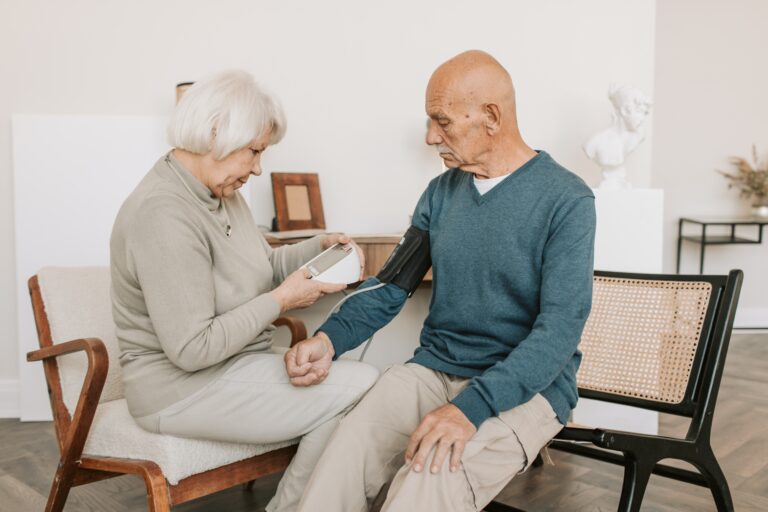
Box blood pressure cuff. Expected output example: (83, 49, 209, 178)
(376, 225, 432, 296)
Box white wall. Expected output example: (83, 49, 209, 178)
(0, 0, 657, 415)
(653, 0, 768, 326)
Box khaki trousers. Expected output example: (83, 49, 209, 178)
(133, 351, 379, 512)
(298, 363, 562, 512)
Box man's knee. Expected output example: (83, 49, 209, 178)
(382, 463, 476, 512)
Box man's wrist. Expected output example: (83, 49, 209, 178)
(450, 386, 494, 430)
(316, 330, 335, 359)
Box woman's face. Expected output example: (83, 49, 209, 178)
(206, 130, 271, 198)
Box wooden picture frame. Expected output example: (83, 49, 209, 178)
(271, 173, 326, 231)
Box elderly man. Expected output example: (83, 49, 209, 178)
(288, 50, 596, 511)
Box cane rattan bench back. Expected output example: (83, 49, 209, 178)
(576, 271, 725, 416)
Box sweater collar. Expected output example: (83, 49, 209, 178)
(165, 151, 221, 212)
(467, 150, 546, 204)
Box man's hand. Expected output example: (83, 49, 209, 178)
(405, 404, 477, 474)
(284, 331, 335, 387)
(321, 233, 366, 280)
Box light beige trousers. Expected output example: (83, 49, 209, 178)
(297, 363, 563, 512)
(133, 351, 379, 512)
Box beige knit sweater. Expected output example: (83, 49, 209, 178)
(110, 152, 322, 418)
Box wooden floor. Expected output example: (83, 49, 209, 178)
(1, 333, 766, 511)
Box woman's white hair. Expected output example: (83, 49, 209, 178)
(168, 70, 286, 160)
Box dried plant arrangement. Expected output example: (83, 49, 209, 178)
(717, 145, 768, 214)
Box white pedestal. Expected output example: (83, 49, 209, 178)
(571, 188, 664, 435)
(592, 188, 664, 274)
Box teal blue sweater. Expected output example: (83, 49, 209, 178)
(320, 151, 596, 428)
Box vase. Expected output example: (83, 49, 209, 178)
(752, 204, 768, 218)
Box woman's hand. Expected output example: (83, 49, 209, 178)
(321, 233, 366, 281)
(271, 268, 346, 312)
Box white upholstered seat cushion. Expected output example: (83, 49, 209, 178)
(85, 399, 297, 485)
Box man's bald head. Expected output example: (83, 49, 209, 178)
(427, 50, 517, 123)
(425, 50, 532, 178)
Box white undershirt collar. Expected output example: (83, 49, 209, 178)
(473, 173, 510, 196)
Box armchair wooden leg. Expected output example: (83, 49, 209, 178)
(141, 466, 171, 512)
(146, 489, 171, 512)
(44, 465, 76, 512)
(617, 453, 655, 512)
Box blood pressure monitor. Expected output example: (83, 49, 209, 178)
(302, 243, 361, 284)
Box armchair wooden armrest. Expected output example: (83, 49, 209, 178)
(27, 337, 107, 363)
(274, 316, 307, 348)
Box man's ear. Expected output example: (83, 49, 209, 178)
(483, 103, 501, 135)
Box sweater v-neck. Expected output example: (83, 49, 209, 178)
(468, 150, 544, 205)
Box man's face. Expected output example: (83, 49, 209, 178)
(425, 80, 489, 173)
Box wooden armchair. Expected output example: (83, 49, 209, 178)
(26, 267, 306, 512)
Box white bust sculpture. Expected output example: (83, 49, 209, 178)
(583, 84, 652, 189)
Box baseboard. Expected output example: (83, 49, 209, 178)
(0, 379, 20, 418)
(734, 307, 768, 330)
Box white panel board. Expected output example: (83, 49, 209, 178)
(13, 115, 170, 420)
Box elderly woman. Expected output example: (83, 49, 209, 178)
(110, 70, 378, 512)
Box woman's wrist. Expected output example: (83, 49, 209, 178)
(270, 289, 287, 313)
